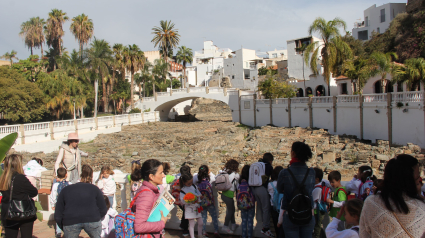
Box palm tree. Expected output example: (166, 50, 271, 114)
(20, 20, 35, 55)
(86, 38, 113, 116)
(152, 58, 169, 87)
(392, 58, 425, 91)
(140, 61, 152, 97)
(21, 17, 45, 56)
(70, 14, 94, 60)
(176, 46, 193, 88)
(113, 43, 127, 83)
(1, 51, 18, 66)
(110, 92, 120, 115)
(124, 44, 145, 109)
(369, 52, 398, 93)
(151, 20, 180, 63)
(295, 43, 308, 95)
(343, 57, 372, 94)
(304, 17, 353, 96)
(45, 9, 68, 62)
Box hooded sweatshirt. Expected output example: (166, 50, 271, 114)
(54, 142, 88, 177)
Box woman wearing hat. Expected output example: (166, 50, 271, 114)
(54, 133, 88, 184)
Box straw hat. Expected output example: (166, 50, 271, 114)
(67, 133, 79, 141)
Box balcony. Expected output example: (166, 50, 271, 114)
(353, 20, 370, 28)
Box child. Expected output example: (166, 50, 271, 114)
(325, 199, 363, 238)
(238, 165, 256, 238)
(179, 172, 203, 238)
(101, 195, 117, 238)
(129, 160, 142, 200)
(171, 164, 191, 236)
(50, 168, 70, 238)
(161, 162, 176, 192)
(218, 159, 240, 234)
(197, 165, 220, 238)
(97, 166, 116, 207)
(268, 166, 283, 238)
(326, 171, 347, 231)
(345, 166, 376, 200)
(312, 167, 330, 238)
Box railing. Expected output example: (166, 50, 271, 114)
(172, 88, 187, 93)
(392, 91, 423, 102)
(337, 95, 359, 103)
(77, 118, 95, 125)
(363, 94, 387, 103)
(272, 99, 288, 105)
(291, 97, 310, 104)
(24, 122, 50, 131)
(190, 87, 206, 93)
(209, 87, 223, 93)
(53, 120, 74, 128)
(143, 97, 155, 102)
(97, 116, 113, 123)
(256, 99, 269, 105)
(157, 92, 168, 97)
(0, 125, 20, 135)
(312, 96, 333, 104)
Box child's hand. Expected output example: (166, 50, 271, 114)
(52, 207, 55, 210)
(326, 198, 333, 204)
(336, 205, 345, 219)
(160, 210, 167, 223)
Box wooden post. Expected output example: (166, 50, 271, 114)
(74, 119, 78, 132)
(20, 124, 25, 144)
(238, 90, 242, 123)
(206, 87, 209, 94)
(288, 98, 292, 127)
(309, 97, 313, 128)
(269, 98, 273, 125)
(224, 87, 227, 96)
(49, 121, 54, 140)
(387, 92, 392, 147)
(141, 113, 144, 123)
(155, 111, 158, 122)
(170, 89, 173, 96)
(95, 117, 98, 130)
(187, 86, 190, 93)
(359, 94, 364, 139)
(253, 94, 257, 127)
(113, 115, 116, 127)
(128, 114, 131, 125)
(154, 92, 157, 101)
(333, 96, 337, 133)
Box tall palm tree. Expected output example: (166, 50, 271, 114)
(21, 17, 46, 57)
(176, 46, 193, 88)
(86, 38, 113, 116)
(1, 51, 18, 66)
(113, 43, 127, 83)
(45, 9, 68, 61)
(369, 52, 398, 93)
(140, 61, 152, 97)
(295, 43, 308, 95)
(152, 58, 169, 86)
(19, 20, 35, 55)
(304, 17, 353, 96)
(70, 14, 94, 60)
(392, 58, 425, 91)
(151, 20, 180, 63)
(124, 44, 145, 109)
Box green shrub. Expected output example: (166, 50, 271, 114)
(129, 108, 141, 114)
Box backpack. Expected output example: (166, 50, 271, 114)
(287, 168, 312, 225)
(314, 182, 331, 213)
(215, 172, 233, 191)
(358, 180, 374, 201)
(107, 214, 116, 238)
(270, 182, 284, 213)
(248, 162, 266, 186)
(198, 179, 214, 207)
(115, 189, 157, 238)
(171, 179, 183, 206)
(236, 179, 255, 210)
(56, 180, 69, 200)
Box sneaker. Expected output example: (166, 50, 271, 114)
(214, 232, 221, 238)
(261, 228, 275, 238)
(202, 231, 209, 237)
(182, 231, 190, 237)
(222, 226, 234, 234)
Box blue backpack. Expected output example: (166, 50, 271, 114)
(270, 182, 284, 213)
(115, 189, 156, 238)
(198, 179, 214, 207)
(236, 179, 255, 210)
(358, 180, 374, 201)
(56, 180, 69, 200)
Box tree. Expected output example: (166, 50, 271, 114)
(392, 58, 425, 91)
(304, 17, 353, 96)
(258, 76, 297, 99)
(12, 55, 48, 82)
(19, 17, 45, 56)
(124, 44, 145, 109)
(152, 58, 169, 87)
(70, 14, 94, 60)
(110, 92, 120, 115)
(343, 57, 372, 94)
(1, 51, 18, 66)
(176, 46, 193, 88)
(86, 38, 113, 116)
(369, 51, 398, 93)
(140, 61, 152, 97)
(0, 67, 46, 122)
(151, 20, 180, 63)
(45, 9, 68, 69)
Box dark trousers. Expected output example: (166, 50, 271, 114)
(179, 205, 189, 232)
(4, 220, 34, 238)
(271, 208, 279, 237)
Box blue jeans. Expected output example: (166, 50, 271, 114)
(63, 221, 102, 238)
(282, 212, 315, 238)
(201, 205, 219, 233)
(56, 224, 62, 235)
(107, 195, 114, 208)
(241, 207, 255, 238)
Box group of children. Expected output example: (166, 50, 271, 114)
(51, 165, 117, 238)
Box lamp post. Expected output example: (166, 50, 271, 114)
(73, 98, 76, 120)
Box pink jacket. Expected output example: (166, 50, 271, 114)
(133, 181, 165, 237)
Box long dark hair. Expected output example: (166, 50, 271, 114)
(131, 159, 163, 182)
(239, 165, 250, 183)
(358, 165, 376, 183)
(380, 154, 419, 214)
(197, 165, 209, 183)
(179, 171, 193, 187)
(291, 141, 312, 162)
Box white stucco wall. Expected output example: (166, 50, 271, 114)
(256, 100, 271, 127)
(223, 49, 259, 90)
(287, 36, 323, 80)
(271, 99, 290, 127)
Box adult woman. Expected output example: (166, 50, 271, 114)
(132, 159, 168, 238)
(0, 154, 38, 238)
(359, 154, 425, 237)
(219, 159, 240, 234)
(54, 133, 88, 184)
(277, 141, 315, 238)
(55, 164, 107, 237)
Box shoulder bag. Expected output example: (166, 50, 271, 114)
(6, 176, 37, 221)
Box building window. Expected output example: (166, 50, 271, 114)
(244, 101, 250, 109)
(272, 53, 277, 58)
(377, 27, 380, 34)
(365, 16, 369, 26)
(245, 74, 249, 79)
(233, 64, 234, 66)
(341, 83, 348, 94)
(358, 30, 368, 40)
(232, 75, 235, 79)
(380, 9, 385, 22)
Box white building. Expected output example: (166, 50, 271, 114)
(352, 3, 406, 41)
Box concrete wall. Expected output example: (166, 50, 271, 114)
(287, 36, 323, 80)
(224, 49, 259, 91)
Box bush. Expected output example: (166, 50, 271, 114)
(129, 108, 141, 114)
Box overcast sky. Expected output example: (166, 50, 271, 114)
(0, 0, 406, 60)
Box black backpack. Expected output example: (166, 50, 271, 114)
(287, 168, 312, 225)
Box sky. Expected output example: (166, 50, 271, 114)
(0, 0, 407, 60)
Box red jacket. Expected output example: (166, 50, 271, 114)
(134, 181, 165, 237)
